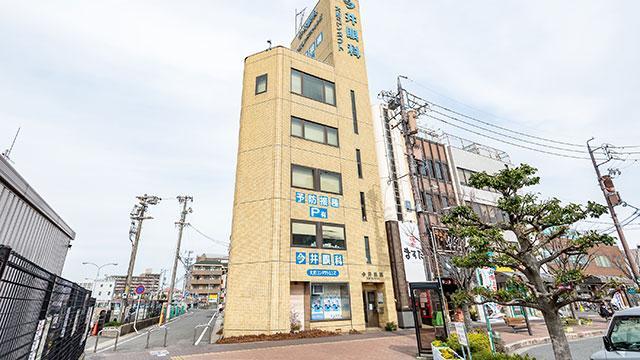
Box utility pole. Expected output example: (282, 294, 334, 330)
(120, 194, 161, 323)
(395, 76, 435, 280)
(182, 250, 194, 300)
(587, 139, 640, 284)
(165, 195, 193, 323)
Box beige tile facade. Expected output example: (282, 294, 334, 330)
(224, 0, 397, 337)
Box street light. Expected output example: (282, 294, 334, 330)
(82, 262, 118, 281)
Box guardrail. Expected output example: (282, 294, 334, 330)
(193, 310, 220, 345)
(145, 326, 169, 349)
(93, 328, 121, 353)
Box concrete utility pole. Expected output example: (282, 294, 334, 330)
(587, 139, 640, 284)
(165, 195, 193, 323)
(120, 194, 161, 323)
(396, 76, 435, 280)
(181, 250, 194, 298)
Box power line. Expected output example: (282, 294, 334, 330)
(187, 224, 229, 248)
(430, 109, 587, 154)
(425, 113, 596, 160)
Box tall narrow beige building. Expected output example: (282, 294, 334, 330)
(224, 0, 397, 336)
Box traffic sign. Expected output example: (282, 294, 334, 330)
(135, 285, 145, 295)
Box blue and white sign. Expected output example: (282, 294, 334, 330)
(295, 252, 307, 264)
(310, 206, 328, 219)
(295, 192, 306, 203)
(330, 198, 340, 208)
(309, 253, 319, 265)
(334, 254, 344, 266)
(308, 194, 318, 205)
(319, 195, 329, 207)
(307, 269, 339, 277)
(321, 253, 332, 265)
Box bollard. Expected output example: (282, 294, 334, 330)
(93, 332, 102, 353)
(145, 330, 152, 349)
(93, 328, 121, 353)
(163, 326, 168, 347)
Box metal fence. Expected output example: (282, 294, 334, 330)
(0, 245, 95, 360)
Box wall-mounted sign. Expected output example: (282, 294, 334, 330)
(310, 206, 328, 219)
(361, 271, 384, 281)
(295, 191, 339, 219)
(295, 251, 343, 267)
(307, 269, 339, 277)
(399, 222, 427, 282)
(335, 0, 361, 59)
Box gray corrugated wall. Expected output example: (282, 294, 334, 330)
(0, 183, 71, 275)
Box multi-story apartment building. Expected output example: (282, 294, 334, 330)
(225, 0, 397, 336)
(187, 254, 227, 305)
(112, 271, 160, 299)
(0, 154, 75, 275)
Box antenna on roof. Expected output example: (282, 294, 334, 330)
(1, 127, 21, 163)
(295, 7, 307, 35)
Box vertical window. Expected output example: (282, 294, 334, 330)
(291, 70, 302, 94)
(319, 171, 341, 194)
(291, 117, 304, 137)
(364, 236, 371, 264)
(322, 224, 346, 249)
(360, 192, 367, 221)
(327, 127, 338, 146)
(292, 165, 314, 190)
(426, 160, 435, 178)
(304, 75, 325, 102)
(434, 161, 444, 180)
(292, 222, 317, 247)
(417, 160, 427, 176)
(442, 164, 450, 182)
(424, 193, 435, 213)
(356, 149, 363, 178)
(351, 90, 358, 134)
(255, 74, 268, 94)
(305, 121, 325, 143)
(440, 196, 449, 209)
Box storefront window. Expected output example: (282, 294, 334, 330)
(310, 283, 351, 321)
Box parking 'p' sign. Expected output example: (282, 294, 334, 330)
(135, 285, 145, 295)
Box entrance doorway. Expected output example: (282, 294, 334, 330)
(363, 290, 379, 327)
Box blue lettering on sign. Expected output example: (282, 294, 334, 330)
(330, 198, 340, 208)
(334, 254, 344, 266)
(310, 206, 328, 219)
(309, 253, 319, 265)
(343, 0, 356, 9)
(295, 192, 306, 203)
(318, 195, 329, 207)
(295, 252, 307, 264)
(321, 253, 332, 265)
(308, 194, 318, 205)
(307, 269, 339, 277)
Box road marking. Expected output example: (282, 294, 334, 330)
(194, 311, 219, 346)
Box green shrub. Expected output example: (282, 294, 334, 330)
(473, 351, 535, 360)
(447, 330, 492, 354)
(563, 317, 579, 326)
(384, 322, 397, 331)
(103, 320, 121, 327)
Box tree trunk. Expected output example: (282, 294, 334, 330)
(542, 306, 573, 360)
(461, 303, 474, 331)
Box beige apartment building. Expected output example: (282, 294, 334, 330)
(225, 0, 397, 336)
(187, 254, 227, 305)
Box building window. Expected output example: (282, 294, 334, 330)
(292, 165, 315, 190)
(425, 160, 435, 178)
(291, 221, 346, 250)
(350, 90, 358, 134)
(595, 255, 612, 268)
(360, 192, 367, 221)
(440, 196, 449, 210)
(291, 117, 339, 147)
(423, 193, 435, 213)
(364, 236, 371, 264)
(434, 161, 444, 180)
(311, 283, 351, 321)
(291, 69, 336, 105)
(356, 149, 363, 178)
(255, 74, 268, 94)
(322, 225, 346, 249)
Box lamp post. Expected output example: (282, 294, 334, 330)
(82, 262, 118, 295)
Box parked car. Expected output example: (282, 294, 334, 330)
(591, 307, 640, 359)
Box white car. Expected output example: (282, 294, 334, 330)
(592, 307, 640, 359)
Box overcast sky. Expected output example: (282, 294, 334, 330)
(1, 1, 639, 283)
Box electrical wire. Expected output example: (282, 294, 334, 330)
(187, 224, 229, 248)
(424, 113, 597, 160)
(430, 109, 587, 154)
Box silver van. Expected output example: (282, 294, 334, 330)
(592, 307, 640, 359)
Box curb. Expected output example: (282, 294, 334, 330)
(505, 329, 605, 353)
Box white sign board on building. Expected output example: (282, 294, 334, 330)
(399, 222, 427, 283)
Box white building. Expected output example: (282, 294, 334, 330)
(79, 277, 116, 306)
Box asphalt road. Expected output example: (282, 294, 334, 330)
(86, 309, 217, 357)
(521, 336, 603, 360)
